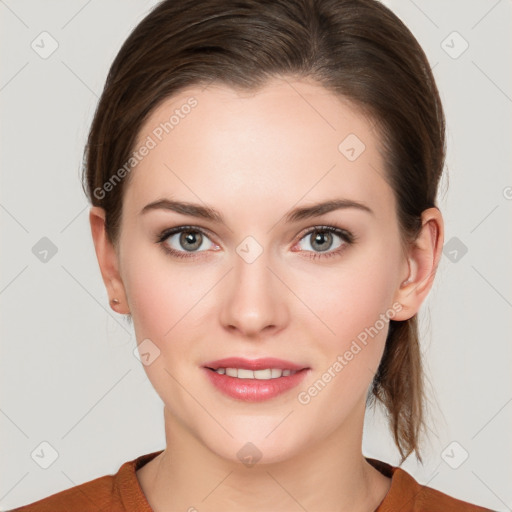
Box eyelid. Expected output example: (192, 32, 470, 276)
(157, 225, 217, 243)
(296, 224, 354, 243)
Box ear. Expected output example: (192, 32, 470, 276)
(392, 207, 444, 321)
(89, 206, 130, 314)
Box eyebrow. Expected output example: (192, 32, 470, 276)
(140, 198, 374, 223)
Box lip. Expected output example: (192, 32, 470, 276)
(203, 357, 308, 372)
(203, 367, 310, 402)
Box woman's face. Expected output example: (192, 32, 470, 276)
(115, 78, 411, 463)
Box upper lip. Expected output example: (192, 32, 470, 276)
(203, 357, 309, 371)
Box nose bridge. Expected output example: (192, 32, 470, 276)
(235, 240, 271, 290)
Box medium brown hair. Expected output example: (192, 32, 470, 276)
(83, 0, 446, 463)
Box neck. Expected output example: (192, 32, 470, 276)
(137, 402, 391, 512)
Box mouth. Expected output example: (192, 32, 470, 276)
(202, 357, 310, 399)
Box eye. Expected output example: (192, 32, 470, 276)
(294, 225, 355, 260)
(157, 224, 356, 261)
(157, 226, 218, 259)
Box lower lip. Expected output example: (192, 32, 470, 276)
(202, 367, 310, 402)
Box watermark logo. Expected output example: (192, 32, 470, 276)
(236, 236, 264, 264)
(237, 442, 262, 468)
(441, 441, 469, 469)
(32, 237, 58, 263)
(441, 31, 469, 60)
(443, 236, 468, 263)
(133, 338, 161, 366)
(338, 133, 366, 162)
(31, 31, 59, 59)
(31, 441, 59, 469)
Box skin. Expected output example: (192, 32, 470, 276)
(90, 77, 444, 512)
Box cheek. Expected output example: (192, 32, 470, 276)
(314, 252, 397, 329)
(305, 238, 400, 375)
(122, 248, 223, 377)
(295, 277, 394, 416)
(120, 235, 192, 339)
(121, 252, 208, 401)
(125, 263, 199, 341)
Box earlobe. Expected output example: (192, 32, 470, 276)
(392, 207, 444, 321)
(89, 207, 130, 314)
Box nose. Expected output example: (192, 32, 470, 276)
(219, 247, 289, 338)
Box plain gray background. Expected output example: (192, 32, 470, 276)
(1, 1, 511, 510)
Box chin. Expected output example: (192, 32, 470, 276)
(200, 424, 307, 467)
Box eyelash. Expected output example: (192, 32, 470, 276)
(156, 224, 357, 261)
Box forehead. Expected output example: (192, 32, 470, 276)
(125, 78, 395, 223)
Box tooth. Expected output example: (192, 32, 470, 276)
(215, 367, 299, 378)
(237, 369, 255, 379)
(254, 369, 273, 379)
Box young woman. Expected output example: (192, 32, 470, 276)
(12, 0, 496, 510)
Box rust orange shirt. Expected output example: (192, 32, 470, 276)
(11, 450, 495, 511)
